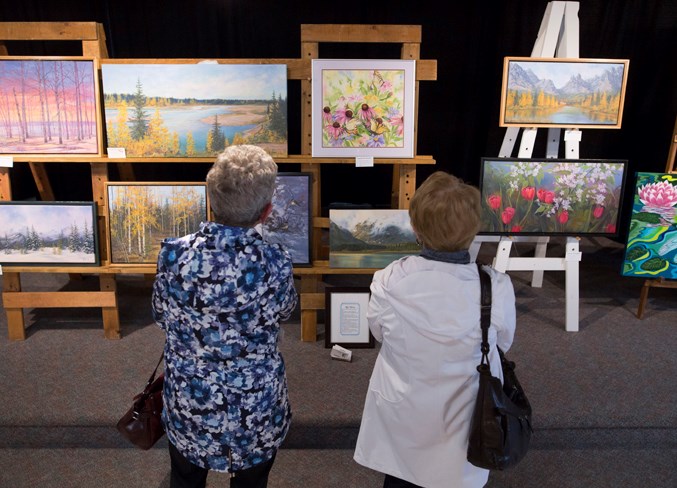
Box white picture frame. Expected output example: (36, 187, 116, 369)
(325, 287, 375, 348)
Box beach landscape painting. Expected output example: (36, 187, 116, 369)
(621, 172, 677, 279)
(100, 61, 288, 157)
(106, 183, 208, 264)
(500, 57, 629, 129)
(329, 209, 420, 268)
(0, 57, 101, 155)
(0, 202, 99, 266)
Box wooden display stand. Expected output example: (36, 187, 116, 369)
(470, 1, 583, 332)
(635, 114, 677, 318)
(1, 22, 437, 342)
(294, 24, 437, 341)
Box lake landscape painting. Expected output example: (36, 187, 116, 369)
(0, 202, 99, 266)
(329, 209, 420, 268)
(106, 183, 208, 264)
(621, 172, 677, 279)
(100, 62, 288, 157)
(500, 57, 629, 128)
(0, 57, 100, 155)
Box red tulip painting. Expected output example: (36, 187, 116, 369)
(621, 173, 677, 279)
(479, 158, 627, 236)
(0, 57, 101, 155)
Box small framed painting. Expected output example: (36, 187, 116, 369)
(0, 201, 99, 266)
(312, 59, 416, 158)
(500, 57, 630, 129)
(325, 287, 375, 348)
(257, 172, 312, 266)
(106, 182, 208, 265)
(329, 208, 420, 268)
(0, 57, 102, 156)
(479, 158, 628, 236)
(621, 172, 677, 279)
(100, 60, 288, 158)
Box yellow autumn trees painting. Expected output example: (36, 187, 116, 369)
(107, 183, 208, 264)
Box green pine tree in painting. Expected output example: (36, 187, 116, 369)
(208, 115, 226, 153)
(130, 78, 149, 141)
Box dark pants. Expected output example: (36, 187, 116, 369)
(169, 441, 276, 488)
(383, 474, 422, 488)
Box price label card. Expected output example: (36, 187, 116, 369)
(0, 156, 14, 167)
(107, 148, 127, 158)
(564, 130, 582, 142)
(355, 156, 374, 167)
(565, 251, 582, 262)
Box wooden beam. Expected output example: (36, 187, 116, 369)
(0, 167, 12, 200)
(2, 291, 117, 308)
(0, 22, 100, 40)
(301, 24, 422, 43)
(28, 162, 55, 201)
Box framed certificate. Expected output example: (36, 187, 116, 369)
(324, 287, 375, 348)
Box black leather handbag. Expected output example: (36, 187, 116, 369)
(467, 264, 533, 470)
(116, 353, 165, 450)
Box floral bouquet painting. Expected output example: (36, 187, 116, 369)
(311, 59, 415, 158)
(479, 158, 627, 236)
(621, 173, 677, 279)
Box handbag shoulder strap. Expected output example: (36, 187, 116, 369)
(144, 352, 165, 389)
(476, 263, 492, 366)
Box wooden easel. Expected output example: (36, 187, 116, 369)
(636, 114, 677, 318)
(470, 1, 583, 332)
(294, 24, 437, 341)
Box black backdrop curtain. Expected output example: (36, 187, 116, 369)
(1, 0, 675, 240)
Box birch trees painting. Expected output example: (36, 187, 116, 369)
(106, 183, 208, 264)
(0, 58, 100, 154)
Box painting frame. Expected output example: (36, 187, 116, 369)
(329, 208, 420, 268)
(105, 181, 209, 266)
(499, 56, 630, 129)
(258, 172, 313, 267)
(324, 287, 375, 349)
(311, 58, 416, 158)
(0, 201, 100, 267)
(99, 59, 288, 158)
(478, 157, 628, 237)
(0, 56, 103, 157)
(621, 172, 677, 280)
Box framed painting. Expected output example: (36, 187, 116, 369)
(0, 57, 102, 156)
(0, 201, 99, 266)
(479, 158, 628, 236)
(311, 59, 416, 158)
(325, 287, 375, 349)
(499, 57, 630, 129)
(106, 182, 208, 265)
(621, 173, 677, 279)
(100, 60, 288, 158)
(257, 172, 312, 266)
(329, 209, 420, 268)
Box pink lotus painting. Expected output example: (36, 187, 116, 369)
(0, 58, 100, 155)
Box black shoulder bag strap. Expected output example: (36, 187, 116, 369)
(477, 263, 492, 368)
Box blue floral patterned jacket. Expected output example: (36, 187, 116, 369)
(151, 221, 298, 473)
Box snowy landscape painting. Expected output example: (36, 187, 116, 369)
(0, 202, 99, 266)
(500, 57, 629, 128)
(0, 57, 101, 155)
(100, 61, 288, 158)
(257, 173, 312, 266)
(329, 209, 420, 268)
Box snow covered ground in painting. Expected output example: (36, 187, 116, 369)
(0, 248, 97, 264)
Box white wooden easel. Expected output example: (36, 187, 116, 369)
(471, 1, 583, 331)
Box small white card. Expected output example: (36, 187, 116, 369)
(564, 130, 582, 142)
(107, 147, 126, 158)
(0, 264, 3, 275)
(355, 156, 374, 168)
(565, 251, 582, 262)
(0, 156, 14, 168)
(330, 344, 353, 362)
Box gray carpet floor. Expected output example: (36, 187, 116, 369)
(1, 237, 675, 488)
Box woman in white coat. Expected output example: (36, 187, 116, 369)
(353, 171, 516, 488)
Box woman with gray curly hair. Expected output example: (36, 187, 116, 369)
(152, 144, 298, 488)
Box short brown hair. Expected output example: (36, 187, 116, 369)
(408, 171, 480, 251)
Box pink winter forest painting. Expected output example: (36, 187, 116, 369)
(0, 58, 100, 154)
(479, 158, 627, 236)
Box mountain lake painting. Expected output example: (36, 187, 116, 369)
(621, 173, 677, 279)
(0, 58, 100, 155)
(0, 202, 99, 266)
(329, 209, 420, 268)
(500, 57, 629, 128)
(257, 173, 312, 266)
(100, 62, 288, 157)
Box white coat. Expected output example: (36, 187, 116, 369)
(353, 256, 516, 488)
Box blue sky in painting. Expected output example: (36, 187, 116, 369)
(512, 61, 625, 87)
(0, 204, 94, 234)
